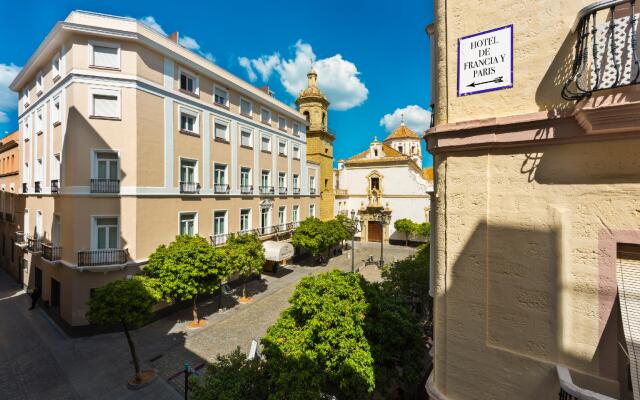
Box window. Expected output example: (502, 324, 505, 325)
(278, 206, 286, 225)
(179, 213, 197, 236)
(91, 89, 120, 118)
(94, 217, 118, 249)
(240, 167, 251, 187)
(278, 141, 287, 156)
(278, 172, 286, 189)
(23, 209, 29, 237)
(180, 70, 198, 95)
(261, 170, 270, 187)
(293, 122, 300, 136)
(371, 177, 380, 190)
(52, 154, 61, 180)
(398, 145, 404, 153)
(309, 204, 316, 218)
(240, 129, 252, 147)
(95, 152, 118, 180)
(36, 72, 43, 95)
(214, 87, 228, 106)
(292, 205, 299, 222)
(261, 135, 271, 152)
(52, 51, 61, 79)
(24, 116, 31, 141)
(293, 174, 299, 189)
(310, 176, 315, 190)
(214, 164, 226, 185)
(91, 42, 120, 69)
(214, 122, 228, 141)
(180, 109, 198, 133)
(180, 159, 197, 184)
(260, 208, 269, 230)
(51, 95, 61, 125)
(277, 116, 286, 131)
(240, 209, 251, 232)
(240, 98, 252, 116)
(23, 87, 29, 108)
(214, 211, 227, 236)
(36, 158, 43, 181)
(35, 210, 42, 240)
(35, 108, 43, 133)
(261, 108, 271, 124)
(293, 145, 300, 159)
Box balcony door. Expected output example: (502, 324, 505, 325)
(94, 217, 118, 249)
(261, 208, 270, 233)
(181, 160, 196, 184)
(52, 215, 60, 246)
(96, 152, 118, 181)
(35, 211, 43, 239)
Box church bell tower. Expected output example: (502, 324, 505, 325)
(296, 69, 334, 220)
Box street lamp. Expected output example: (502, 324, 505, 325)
(372, 210, 391, 267)
(349, 209, 363, 273)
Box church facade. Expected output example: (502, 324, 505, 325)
(334, 122, 433, 243)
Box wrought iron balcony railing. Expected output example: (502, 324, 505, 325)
(34, 181, 42, 193)
(563, 0, 640, 100)
(292, 187, 301, 195)
(78, 248, 129, 267)
(51, 179, 59, 194)
(180, 182, 200, 194)
(214, 184, 230, 194)
(42, 243, 61, 262)
(310, 188, 317, 195)
(90, 179, 120, 194)
(259, 186, 274, 195)
(240, 185, 253, 194)
(278, 187, 287, 195)
(27, 237, 42, 252)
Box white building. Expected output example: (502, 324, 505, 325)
(334, 122, 433, 243)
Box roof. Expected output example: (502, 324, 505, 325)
(422, 167, 434, 181)
(383, 123, 420, 142)
(347, 143, 406, 162)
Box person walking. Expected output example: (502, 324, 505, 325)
(29, 287, 41, 310)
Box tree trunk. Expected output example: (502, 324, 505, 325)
(122, 320, 141, 379)
(405, 232, 409, 247)
(242, 275, 247, 298)
(192, 295, 199, 323)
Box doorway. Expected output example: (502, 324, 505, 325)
(368, 221, 382, 242)
(50, 278, 60, 314)
(34, 266, 42, 291)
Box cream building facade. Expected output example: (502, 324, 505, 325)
(334, 122, 432, 243)
(427, 0, 640, 399)
(0, 130, 24, 284)
(10, 11, 319, 328)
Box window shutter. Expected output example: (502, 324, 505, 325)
(93, 95, 118, 118)
(215, 123, 226, 139)
(93, 45, 119, 68)
(617, 244, 640, 399)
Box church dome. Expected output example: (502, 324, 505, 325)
(295, 69, 329, 106)
(383, 121, 420, 142)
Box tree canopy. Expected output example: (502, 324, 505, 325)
(291, 217, 331, 257)
(225, 233, 266, 299)
(394, 218, 416, 246)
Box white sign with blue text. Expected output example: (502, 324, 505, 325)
(457, 25, 513, 96)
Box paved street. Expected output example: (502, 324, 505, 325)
(0, 242, 416, 399)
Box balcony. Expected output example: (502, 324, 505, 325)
(563, 0, 640, 101)
(27, 237, 42, 253)
(210, 233, 230, 247)
(34, 181, 41, 193)
(292, 187, 301, 195)
(556, 365, 615, 400)
(22, 183, 27, 193)
(50, 179, 59, 194)
(278, 187, 287, 195)
(214, 184, 230, 194)
(240, 185, 253, 195)
(90, 179, 120, 194)
(78, 248, 129, 267)
(259, 186, 274, 195)
(15, 231, 26, 245)
(42, 243, 61, 262)
(310, 188, 317, 195)
(258, 225, 276, 236)
(180, 182, 200, 194)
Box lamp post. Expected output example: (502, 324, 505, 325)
(373, 210, 391, 267)
(349, 210, 363, 273)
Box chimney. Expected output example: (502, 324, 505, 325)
(169, 32, 179, 43)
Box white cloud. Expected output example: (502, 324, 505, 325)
(140, 16, 167, 36)
(0, 63, 21, 125)
(138, 16, 215, 63)
(238, 40, 368, 111)
(379, 105, 431, 134)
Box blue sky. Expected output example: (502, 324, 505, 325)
(0, 0, 434, 166)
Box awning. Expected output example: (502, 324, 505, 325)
(262, 241, 294, 262)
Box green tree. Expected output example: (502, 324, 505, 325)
(394, 218, 416, 246)
(143, 235, 227, 326)
(262, 271, 375, 399)
(291, 217, 331, 260)
(323, 218, 350, 257)
(225, 233, 266, 300)
(191, 347, 268, 400)
(86, 277, 160, 382)
(415, 222, 431, 240)
(381, 244, 431, 319)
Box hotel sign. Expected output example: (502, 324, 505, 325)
(457, 25, 513, 96)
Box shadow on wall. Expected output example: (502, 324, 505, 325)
(437, 221, 619, 398)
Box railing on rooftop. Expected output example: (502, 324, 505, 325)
(563, 0, 640, 100)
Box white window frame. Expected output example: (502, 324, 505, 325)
(179, 157, 199, 184)
(89, 87, 121, 119)
(52, 50, 61, 80)
(179, 67, 200, 95)
(240, 128, 253, 148)
(240, 166, 252, 186)
(213, 85, 229, 107)
(36, 72, 43, 95)
(309, 204, 316, 218)
(261, 107, 271, 124)
(261, 170, 271, 187)
(278, 140, 287, 156)
(240, 97, 252, 117)
(278, 116, 287, 131)
(213, 163, 227, 185)
(35, 107, 43, 134)
(91, 215, 120, 249)
(179, 106, 199, 134)
(178, 211, 198, 236)
(88, 40, 121, 69)
(52, 153, 61, 181)
(278, 206, 286, 225)
(23, 114, 32, 141)
(293, 174, 299, 189)
(261, 134, 272, 152)
(213, 210, 228, 236)
(213, 119, 229, 141)
(310, 175, 316, 190)
(292, 205, 299, 222)
(293, 145, 300, 159)
(51, 94, 61, 125)
(278, 172, 287, 189)
(92, 150, 120, 180)
(293, 122, 299, 136)
(23, 87, 30, 108)
(240, 208, 252, 232)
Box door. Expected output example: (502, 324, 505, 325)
(34, 266, 42, 291)
(368, 221, 382, 242)
(50, 278, 60, 314)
